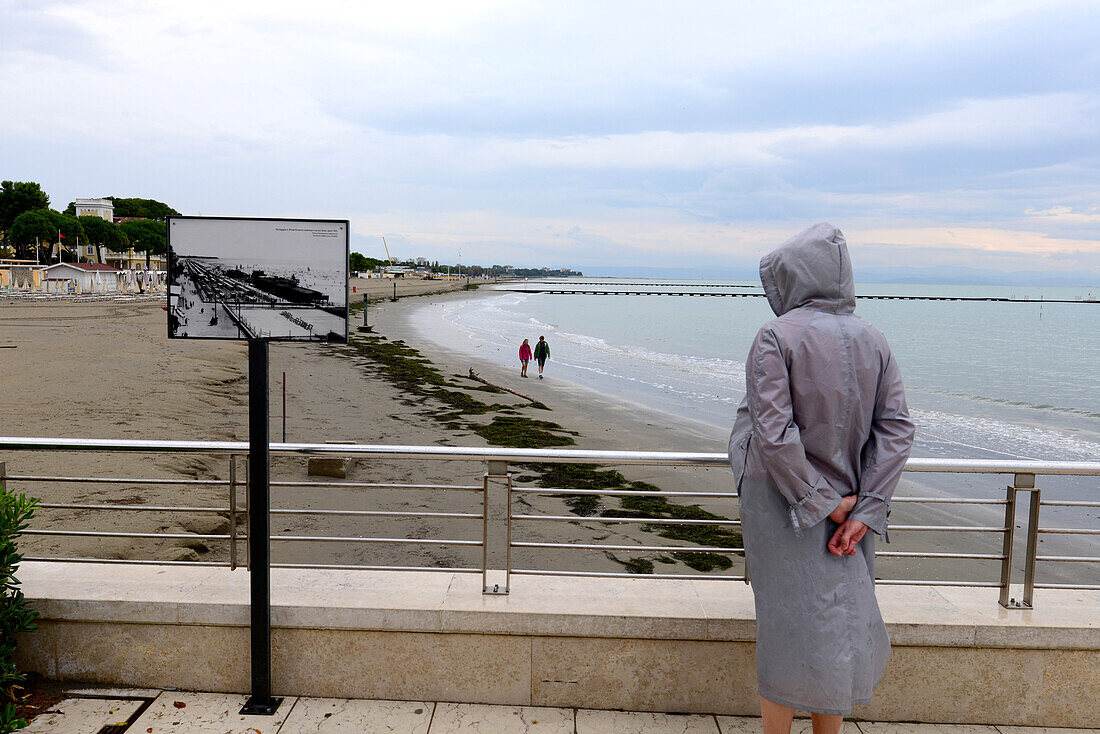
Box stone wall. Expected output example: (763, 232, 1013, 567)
(15, 563, 1100, 726)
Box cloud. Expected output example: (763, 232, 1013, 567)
(2, 0, 1099, 272)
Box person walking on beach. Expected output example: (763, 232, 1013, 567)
(519, 338, 532, 378)
(533, 335, 550, 378)
(728, 223, 914, 734)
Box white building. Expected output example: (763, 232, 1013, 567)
(104, 248, 167, 271)
(41, 262, 121, 293)
(73, 198, 114, 221)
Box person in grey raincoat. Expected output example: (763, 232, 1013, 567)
(728, 223, 914, 732)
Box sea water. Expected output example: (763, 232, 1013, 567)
(412, 279, 1099, 582)
(415, 280, 1099, 462)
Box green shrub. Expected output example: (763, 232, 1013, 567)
(0, 482, 38, 733)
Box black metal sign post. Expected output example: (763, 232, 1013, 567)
(240, 339, 282, 715)
(165, 216, 350, 717)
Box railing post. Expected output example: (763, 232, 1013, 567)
(1022, 476, 1040, 608)
(998, 482, 1017, 608)
(0, 461, 6, 494)
(482, 460, 511, 595)
(229, 455, 238, 570)
(1001, 472, 1038, 609)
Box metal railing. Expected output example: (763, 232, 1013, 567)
(1, 437, 1097, 609)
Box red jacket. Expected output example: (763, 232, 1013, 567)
(519, 343, 533, 360)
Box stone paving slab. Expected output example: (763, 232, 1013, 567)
(858, 726, 999, 734)
(431, 703, 575, 733)
(719, 716, 862, 734)
(576, 710, 719, 733)
(23, 696, 144, 733)
(279, 697, 434, 733)
(127, 691, 297, 733)
(25, 687, 1100, 733)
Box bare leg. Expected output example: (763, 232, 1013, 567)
(810, 712, 844, 734)
(760, 696, 794, 734)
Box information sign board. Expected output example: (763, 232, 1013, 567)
(167, 216, 349, 342)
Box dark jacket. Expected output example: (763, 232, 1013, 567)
(533, 340, 550, 360)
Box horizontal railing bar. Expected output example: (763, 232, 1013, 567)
(24, 556, 229, 567)
(1037, 528, 1100, 535)
(1035, 555, 1100, 563)
(269, 563, 481, 574)
(24, 530, 235, 540)
(514, 516, 1007, 531)
(511, 488, 740, 498)
(890, 497, 1007, 505)
(269, 509, 483, 520)
(874, 579, 1002, 588)
(271, 481, 482, 491)
(260, 444, 717, 466)
(512, 541, 743, 553)
(886, 525, 1007, 532)
(270, 535, 481, 546)
(513, 514, 741, 526)
(512, 490, 1011, 504)
(511, 569, 746, 581)
(4, 436, 1099, 474)
(1039, 500, 1100, 507)
(1034, 583, 1100, 590)
(6, 475, 230, 485)
(875, 551, 1005, 560)
(38, 503, 231, 513)
(515, 545, 1007, 560)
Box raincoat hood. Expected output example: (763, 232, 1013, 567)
(759, 222, 855, 316)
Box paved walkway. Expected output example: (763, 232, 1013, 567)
(23, 688, 1092, 733)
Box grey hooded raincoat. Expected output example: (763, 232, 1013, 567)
(729, 223, 914, 715)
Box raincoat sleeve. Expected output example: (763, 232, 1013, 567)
(849, 350, 915, 538)
(747, 327, 842, 532)
(727, 396, 752, 493)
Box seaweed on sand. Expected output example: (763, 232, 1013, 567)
(471, 416, 577, 449)
(349, 334, 740, 574)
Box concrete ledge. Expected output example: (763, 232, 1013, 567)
(15, 562, 1100, 727)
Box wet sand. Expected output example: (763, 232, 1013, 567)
(0, 289, 1014, 582)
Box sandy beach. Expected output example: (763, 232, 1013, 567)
(349, 276, 492, 303)
(0, 287, 1028, 582)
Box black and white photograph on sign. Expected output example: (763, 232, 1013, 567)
(167, 217, 349, 342)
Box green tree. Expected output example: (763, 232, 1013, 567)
(118, 218, 166, 268)
(7, 210, 55, 261)
(78, 216, 127, 265)
(349, 252, 385, 271)
(65, 197, 179, 220)
(0, 182, 50, 233)
(107, 197, 179, 220)
(43, 211, 85, 262)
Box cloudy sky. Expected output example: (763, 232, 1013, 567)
(3, 0, 1099, 275)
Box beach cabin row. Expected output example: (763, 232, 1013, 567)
(0, 263, 165, 294)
